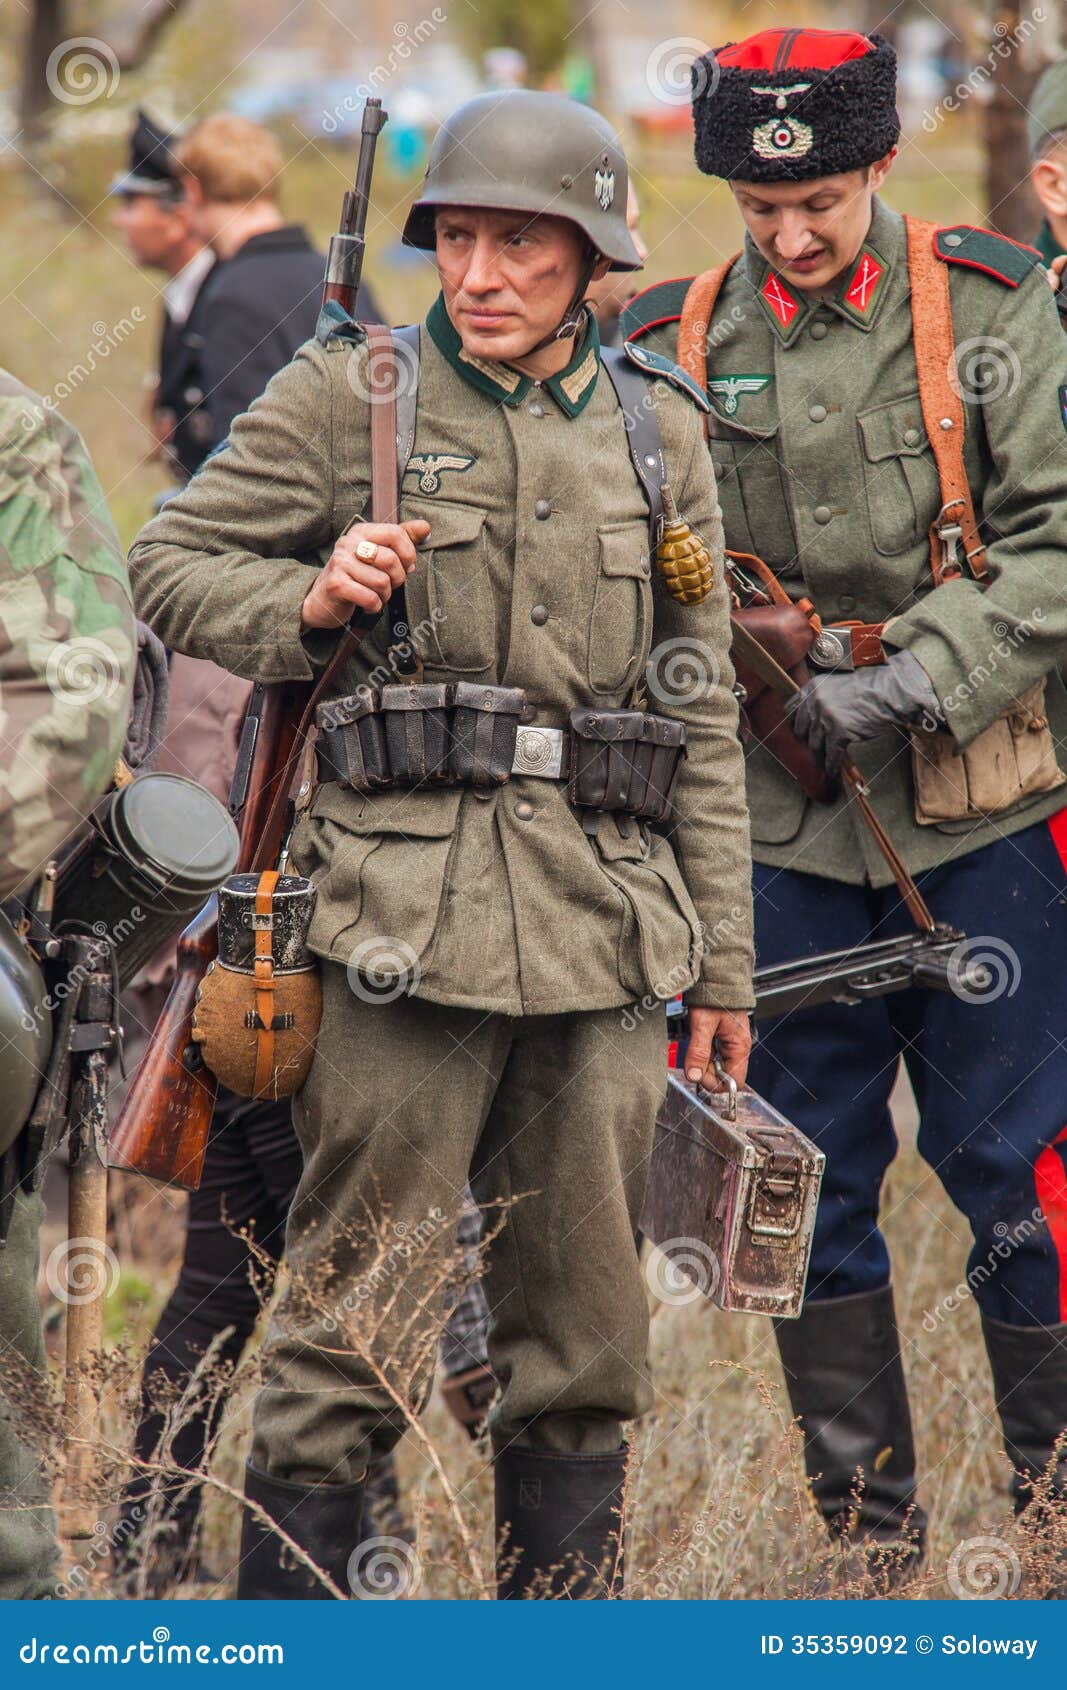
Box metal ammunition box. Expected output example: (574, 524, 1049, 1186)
(641, 1068, 825, 1319)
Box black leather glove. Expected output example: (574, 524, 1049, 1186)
(784, 650, 942, 778)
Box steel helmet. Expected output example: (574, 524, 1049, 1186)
(402, 90, 641, 271)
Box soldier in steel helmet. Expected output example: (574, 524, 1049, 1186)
(0, 375, 135, 1598)
(624, 27, 1067, 1586)
(129, 88, 755, 1599)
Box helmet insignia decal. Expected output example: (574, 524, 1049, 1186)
(594, 159, 615, 210)
(751, 83, 814, 162)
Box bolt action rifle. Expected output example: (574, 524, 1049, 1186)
(109, 99, 389, 1189)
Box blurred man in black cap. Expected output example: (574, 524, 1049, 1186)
(174, 114, 380, 446)
(111, 111, 215, 479)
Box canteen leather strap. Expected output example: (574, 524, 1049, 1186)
(251, 869, 280, 1099)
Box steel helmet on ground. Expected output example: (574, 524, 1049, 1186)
(402, 90, 642, 270)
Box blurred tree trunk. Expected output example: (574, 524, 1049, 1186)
(18, 0, 65, 148)
(18, 0, 194, 154)
(984, 2, 1042, 239)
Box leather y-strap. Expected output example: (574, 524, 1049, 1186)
(251, 868, 280, 1097)
(904, 215, 989, 587)
(677, 256, 741, 429)
(250, 322, 401, 873)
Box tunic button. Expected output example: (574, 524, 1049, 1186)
(534, 499, 551, 520)
(531, 604, 549, 626)
(839, 595, 856, 612)
(902, 427, 921, 446)
(944, 233, 963, 247)
(528, 401, 545, 418)
(809, 320, 828, 340)
(813, 505, 832, 525)
(514, 799, 535, 822)
(520, 701, 537, 725)
(809, 403, 827, 422)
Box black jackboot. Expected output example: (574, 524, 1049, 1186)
(774, 1285, 926, 1583)
(495, 1446, 627, 1599)
(982, 1314, 1067, 1515)
(235, 1463, 366, 1599)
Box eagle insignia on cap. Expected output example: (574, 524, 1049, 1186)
(594, 160, 615, 210)
(751, 84, 814, 161)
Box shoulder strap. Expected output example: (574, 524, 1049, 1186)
(677, 255, 742, 437)
(601, 347, 666, 539)
(904, 215, 988, 585)
(251, 322, 400, 872)
(387, 324, 421, 672)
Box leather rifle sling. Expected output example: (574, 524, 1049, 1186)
(677, 255, 741, 441)
(250, 322, 402, 874)
(678, 261, 938, 934)
(251, 868, 280, 1097)
(730, 617, 936, 933)
(904, 216, 989, 586)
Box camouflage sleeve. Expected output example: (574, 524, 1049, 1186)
(0, 377, 135, 899)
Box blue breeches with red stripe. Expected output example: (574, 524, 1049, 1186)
(746, 813, 1067, 1328)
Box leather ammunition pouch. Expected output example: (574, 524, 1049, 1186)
(317, 688, 687, 823)
(317, 682, 524, 791)
(567, 707, 685, 823)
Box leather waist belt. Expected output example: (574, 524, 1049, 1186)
(807, 622, 887, 671)
(315, 687, 686, 824)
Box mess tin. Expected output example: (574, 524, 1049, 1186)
(641, 1067, 825, 1319)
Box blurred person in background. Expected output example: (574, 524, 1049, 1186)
(174, 113, 380, 448)
(1029, 58, 1067, 289)
(587, 180, 648, 347)
(110, 111, 215, 481)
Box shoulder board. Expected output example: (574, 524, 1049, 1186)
(620, 277, 695, 343)
(933, 225, 1044, 288)
(622, 340, 710, 412)
(316, 300, 366, 346)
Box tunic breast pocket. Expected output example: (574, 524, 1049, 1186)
(708, 433, 791, 561)
(419, 500, 496, 675)
(857, 394, 941, 558)
(588, 523, 653, 697)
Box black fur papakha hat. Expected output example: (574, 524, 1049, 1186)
(692, 28, 900, 182)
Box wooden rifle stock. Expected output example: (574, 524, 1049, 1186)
(112, 106, 392, 1189)
(108, 681, 311, 1188)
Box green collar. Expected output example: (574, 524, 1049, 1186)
(1036, 219, 1065, 267)
(425, 294, 602, 417)
(745, 199, 901, 344)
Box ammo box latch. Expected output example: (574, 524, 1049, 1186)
(747, 1126, 806, 1242)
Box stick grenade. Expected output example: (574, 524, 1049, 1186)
(321, 97, 387, 315)
(59, 1048, 111, 1540)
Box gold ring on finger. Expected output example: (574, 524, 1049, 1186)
(355, 539, 379, 564)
